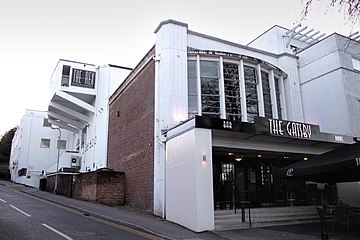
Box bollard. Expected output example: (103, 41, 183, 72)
(316, 207, 328, 240)
(241, 203, 245, 222)
(248, 203, 252, 228)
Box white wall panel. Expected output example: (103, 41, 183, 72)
(154, 21, 189, 217)
(166, 128, 214, 232)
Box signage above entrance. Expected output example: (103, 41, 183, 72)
(254, 117, 354, 144)
(194, 115, 354, 144)
(267, 119, 312, 139)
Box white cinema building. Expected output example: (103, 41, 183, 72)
(108, 20, 360, 232)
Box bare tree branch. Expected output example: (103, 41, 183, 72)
(302, 0, 360, 24)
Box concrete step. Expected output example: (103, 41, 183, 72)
(214, 206, 324, 230)
(215, 206, 317, 215)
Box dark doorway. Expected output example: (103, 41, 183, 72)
(212, 148, 332, 209)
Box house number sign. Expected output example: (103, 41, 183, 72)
(223, 120, 233, 129)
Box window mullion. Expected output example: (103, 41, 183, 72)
(219, 57, 226, 119)
(239, 60, 247, 122)
(279, 75, 287, 119)
(269, 70, 278, 119)
(196, 55, 202, 116)
(257, 64, 265, 117)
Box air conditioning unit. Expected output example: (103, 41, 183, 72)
(70, 156, 80, 167)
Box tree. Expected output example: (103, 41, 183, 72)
(303, 0, 360, 24)
(0, 128, 16, 163)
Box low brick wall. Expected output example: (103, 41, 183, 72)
(45, 170, 125, 206)
(72, 171, 125, 206)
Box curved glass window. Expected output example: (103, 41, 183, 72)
(261, 71, 272, 118)
(274, 76, 282, 119)
(200, 61, 220, 118)
(224, 62, 241, 121)
(244, 66, 258, 122)
(187, 54, 286, 122)
(187, 60, 198, 118)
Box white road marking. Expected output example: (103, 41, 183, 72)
(42, 223, 73, 240)
(9, 204, 31, 217)
(0, 198, 6, 203)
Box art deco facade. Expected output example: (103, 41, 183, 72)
(108, 20, 360, 232)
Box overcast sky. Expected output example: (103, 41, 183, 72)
(0, 0, 358, 136)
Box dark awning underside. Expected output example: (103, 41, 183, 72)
(276, 142, 360, 183)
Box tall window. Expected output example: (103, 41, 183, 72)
(244, 66, 259, 122)
(200, 61, 221, 118)
(61, 65, 70, 86)
(43, 118, 51, 127)
(81, 127, 87, 149)
(261, 71, 272, 118)
(223, 62, 241, 121)
(274, 77, 282, 119)
(187, 60, 198, 118)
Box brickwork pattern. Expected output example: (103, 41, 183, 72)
(72, 171, 125, 206)
(108, 48, 155, 211)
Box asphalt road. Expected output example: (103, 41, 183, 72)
(0, 184, 165, 240)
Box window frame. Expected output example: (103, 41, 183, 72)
(40, 138, 51, 148)
(187, 53, 287, 122)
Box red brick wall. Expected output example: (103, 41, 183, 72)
(108, 48, 155, 211)
(72, 171, 125, 206)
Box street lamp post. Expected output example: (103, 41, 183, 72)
(51, 126, 61, 195)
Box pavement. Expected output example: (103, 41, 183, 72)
(1, 179, 359, 240)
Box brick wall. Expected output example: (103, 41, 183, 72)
(45, 171, 125, 206)
(108, 47, 155, 211)
(72, 171, 125, 206)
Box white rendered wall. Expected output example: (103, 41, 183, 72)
(299, 34, 360, 136)
(82, 65, 131, 171)
(153, 21, 189, 217)
(10, 110, 75, 188)
(166, 128, 214, 232)
(278, 55, 305, 122)
(247, 26, 310, 55)
(247, 26, 288, 54)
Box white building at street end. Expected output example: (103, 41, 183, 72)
(9, 110, 75, 188)
(10, 60, 132, 188)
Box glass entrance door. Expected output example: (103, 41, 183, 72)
(214, 158, 289, 209)
(213, 162, 234, 209)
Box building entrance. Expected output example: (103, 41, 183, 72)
(212, 149, 336, 210)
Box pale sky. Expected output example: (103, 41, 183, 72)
(0, 0, 358, 136)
